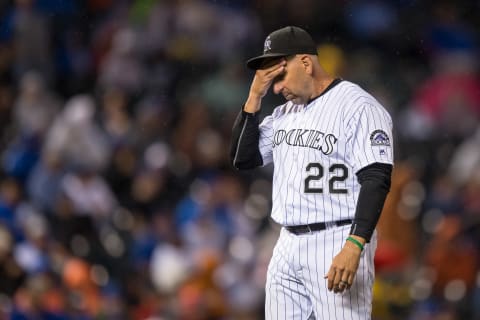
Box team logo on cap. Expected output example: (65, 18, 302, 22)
(370, 130, 390, 146)
(264, 36, 272, 53)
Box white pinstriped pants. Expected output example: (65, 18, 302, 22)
(265, 225, 377, 320)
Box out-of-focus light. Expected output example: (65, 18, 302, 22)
(409, 278, 432, 301)
(19, 207, 48, 239)
(244, 194, 269, 220)
(189, 179, 211, 205)
(112, 207, 135, 231)
(150, 245, 190, 294)
(421, 209, 444, 234)
(144, 142, 170, 170)
(397, 202, 420, 220)
(71, 235, 90, 257)
(229, 236, 254, 263)
(90, 264, 109, 286)
(213, 263, 237, 288)
(196, 129, 222, 159)
(101, 230, 125, 258)
(477, 271, 480, 288)
(444, 279, 466, 302)
(398, 181, 425, 221)
(401, 181, 425, 207)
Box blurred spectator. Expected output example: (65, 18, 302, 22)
(150, 237, 192, 296)
(98, 28, 146, 95)
(400, 0, 480, 143)
(141, 1, 174, 54)
(129, 168, 168, 216)
(61, 168, 117, 218)
(2, 134, 40, 182)
(9, 0, 53, 80)
(13, 71, 60, 138)
(43, 94, 111, 172)
(61, 257, 101, 315)
(402, 51, 480, 141)
(103, 144, 138, 205)
(0, 83, 14, 147)
(200, 62, 249, 115)
(99, 87, 135, 146)
(0, 178, 23, 239)
(0, 225, 25, 297)
(345, 0, 398, 41)
(56, 26, 95, 96)
(13, 204, 49, 275)
(425, 0, 477, 56)
(27, 151, 65, 214)
(172, 98, 212, 165)
(131, 95, 172, 149)
(448, 127, 480, 187)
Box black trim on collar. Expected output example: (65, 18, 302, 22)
(307, 78, 343, 105)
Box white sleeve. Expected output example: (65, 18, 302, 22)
(348, 103, 394, 173)
(258, 115, 274, 165)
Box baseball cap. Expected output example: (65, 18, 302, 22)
(246, 26, 317, 70)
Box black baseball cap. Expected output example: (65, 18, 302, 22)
(246, 26, 317, 70)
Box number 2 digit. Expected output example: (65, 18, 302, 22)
(304, 163, 324, 193)
(329, 164, 348, 194)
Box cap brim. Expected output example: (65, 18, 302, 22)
(246, 53, 289, 70)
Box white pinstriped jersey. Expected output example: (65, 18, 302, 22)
(258, 80, 393, 226)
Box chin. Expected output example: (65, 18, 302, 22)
(290, 97, 303, 104)
(283, 93, 304, 104)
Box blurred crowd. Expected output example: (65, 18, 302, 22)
(0, 0, 479, 319)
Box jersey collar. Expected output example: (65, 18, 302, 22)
(306, 78, 343, 106)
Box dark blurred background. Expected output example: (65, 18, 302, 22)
(0, 0, 479, 319)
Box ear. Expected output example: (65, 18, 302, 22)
(300, 55, 313, 75)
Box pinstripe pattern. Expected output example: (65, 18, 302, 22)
(258, 81, 393, 226)
(266, 226, 377, 319)
(266, 228, 314, 319)
(261, 80, 392, 319)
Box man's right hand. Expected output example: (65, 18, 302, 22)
(244, 59, 286, 113)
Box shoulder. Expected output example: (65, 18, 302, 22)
(335, 81, 380, 107)
(337, 81, 391, 120)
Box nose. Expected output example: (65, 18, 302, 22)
(273, 81, 284, 95)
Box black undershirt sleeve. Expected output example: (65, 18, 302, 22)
(349, 162, 393, 242)
(229, 109, 264, 170)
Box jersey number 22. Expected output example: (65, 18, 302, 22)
(304, 163, 348, 194)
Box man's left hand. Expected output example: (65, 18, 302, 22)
(324, 236, 365, 293)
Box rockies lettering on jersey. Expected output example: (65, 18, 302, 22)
(257, 80, 394, 226)
(273, 128, 337, 155)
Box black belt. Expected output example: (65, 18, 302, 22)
(285, 219, 353, 235)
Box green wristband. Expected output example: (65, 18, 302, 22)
(346, 236, 364, 251)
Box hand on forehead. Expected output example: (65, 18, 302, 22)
(260, 55, 295, 69)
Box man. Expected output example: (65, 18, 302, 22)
(230, 26, 393, 319)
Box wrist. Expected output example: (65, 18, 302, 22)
(346, 235, 365, 251)
(244, 94, 262, 113)
(348, 235, 366, 245)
